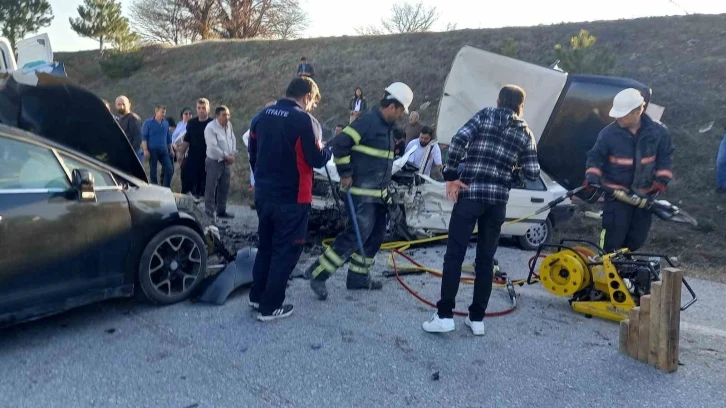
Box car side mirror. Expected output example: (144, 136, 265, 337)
(72, 168, 96, 202)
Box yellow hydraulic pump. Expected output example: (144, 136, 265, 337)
(538, 248, 635, 322)
(528, 242, 697, 322)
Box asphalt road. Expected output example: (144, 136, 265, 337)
(1, 208, 725, 408)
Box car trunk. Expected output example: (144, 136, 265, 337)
(436, 46, 651, 192)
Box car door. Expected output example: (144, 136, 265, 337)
(55, 151, 133, 288)
(0, 135, 131, 316)
(502, 176, 552, 237)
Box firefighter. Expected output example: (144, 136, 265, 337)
(304, 82, 414, 300)
(584, 88, 674, 253)
(247, 77, 331, 321)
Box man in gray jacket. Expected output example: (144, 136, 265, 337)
(204, 105, 237, 219)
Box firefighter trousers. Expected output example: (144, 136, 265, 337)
(310, 198, 387, 280)
(601, 198, 652, 253)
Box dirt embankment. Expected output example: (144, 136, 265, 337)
(57, 14, 726, 278)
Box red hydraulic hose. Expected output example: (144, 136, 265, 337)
(391, 249, 517, 318)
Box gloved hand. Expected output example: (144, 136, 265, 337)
(582, 174, 600, 192)
(649, 181, 666, 195)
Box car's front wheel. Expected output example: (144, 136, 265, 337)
(518, 218, 553, 251)
(138, 225, 208, 305)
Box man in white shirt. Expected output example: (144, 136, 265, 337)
(204, 105, 237, 218)
(405, 126, 443, 178)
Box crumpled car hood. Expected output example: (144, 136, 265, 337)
(0, 76, 148, 182)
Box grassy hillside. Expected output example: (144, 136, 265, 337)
(57, 14, 726, 279)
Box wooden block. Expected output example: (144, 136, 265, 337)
(627, 306, 640, 358)
(637, 295, 651, 363)
(648, 282, 662, 366)
(619, 319, 630, 355)
(658, 268, 683, 373)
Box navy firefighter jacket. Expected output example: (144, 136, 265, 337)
(249, 99, 332, 204)
(585, 114, 674, 193)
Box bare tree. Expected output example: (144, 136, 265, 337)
(355, 1, 438, 36)
(267, 0, 309, 39)
(354, 25, 384, 36)
(178, 0, 218, 40)
(214, 0, 308, 39)
(130, 0, 197, 45)
(215, 0, 272, 39)
(382, 2, 438, 33)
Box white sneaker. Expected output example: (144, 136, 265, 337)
(465, 316, 485, 336)
(422, 313, 455, 333)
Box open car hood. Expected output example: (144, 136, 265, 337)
(0, 76, 148, 182)
(436, 46, 568, 146)
(436, 46, 654, 192)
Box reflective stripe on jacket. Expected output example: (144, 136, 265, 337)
(585, 114, 674, 192)
(331, 109, 395, 202)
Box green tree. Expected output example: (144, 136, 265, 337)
(499, 38, 518, 58)
(0, 0, 54, 51)
(554, 29, 616, 75)
(69, 0, 132, 51)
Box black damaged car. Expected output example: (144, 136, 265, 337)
(0, 77, 209, 328)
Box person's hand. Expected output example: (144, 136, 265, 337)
(582, 179, 595, 193)
(446, 180, 469, 203)
(225, 155, 235, 164)
(582, 174, 600, 193)
(340, 177, 353, 188)
(649, 181, 666, 195)
(143, 149, 149, 161)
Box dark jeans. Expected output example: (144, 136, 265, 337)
(601, 198, 652, 253)
(204, 158, 231, 215)
(437, 199, 507, 321)
(250, 201, 310, 313)
(181, 156, 207, 197)
(149, 147, 173, 187)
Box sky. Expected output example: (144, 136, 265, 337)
(41, 0, 726, 52)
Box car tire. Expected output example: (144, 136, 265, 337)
(138, 225, 208, 305)
(518, 218, 553, 251)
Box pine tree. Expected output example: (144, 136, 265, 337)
(554, 30, 616, 75)
(69, 0, 132, 52)
(0, 0, 54, 51)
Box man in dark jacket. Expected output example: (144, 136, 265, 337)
(583, 88, 674, 253)
(247, 77, 331, 321)
(177, 98, 213, 197)
(304, 82, 414, 301)
(422, 85, 540, 336)
(297, 57, 314, 78)
(115, 95, 143, 161)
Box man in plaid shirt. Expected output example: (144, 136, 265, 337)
(423, 85, 540, 336)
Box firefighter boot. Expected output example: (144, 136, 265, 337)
(310, 272, 330, 300)
(346, 272, 383, 291)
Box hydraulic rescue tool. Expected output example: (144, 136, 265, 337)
(527, 184, 698, 322)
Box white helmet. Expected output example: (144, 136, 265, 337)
(384, 82, 414, 113)
(609, 88, 645, 119)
